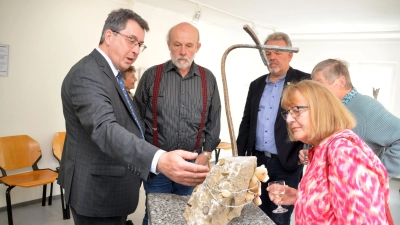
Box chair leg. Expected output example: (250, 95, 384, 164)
(215, 148, 221, 163)
(42, 184, 47, 206)
(48, 182, 53, 205)
(60, 185, 66, 219)
(6, 186, 15, 225)
(60, 185, 71, 220)
(66, 203, 71, 219)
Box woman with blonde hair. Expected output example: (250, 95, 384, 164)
(121, 65, 137, 101)
(268, 80, 392, 224)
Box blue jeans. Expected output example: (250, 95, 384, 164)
(142, 169, 195, 225)
(255, 151, 303, 225)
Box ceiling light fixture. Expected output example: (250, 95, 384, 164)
(186, 0, 276, 32)
(191, 4, 202, 24)
(251, 22, 259, 35)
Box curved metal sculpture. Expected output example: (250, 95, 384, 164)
(221, 25, 299, 157)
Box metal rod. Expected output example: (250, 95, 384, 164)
(221, 25, 299, 157)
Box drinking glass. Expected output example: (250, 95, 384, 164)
(268, 180, 288, 213)
(303, 143, 312, 165)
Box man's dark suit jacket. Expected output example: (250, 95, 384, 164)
(58, 49, 159, 217)
(237, 67, 310, 171)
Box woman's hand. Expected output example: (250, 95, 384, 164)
(299, 149, 309, 165)
(267, 185, 297, 205)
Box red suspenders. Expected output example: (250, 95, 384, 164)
(152, 63, 207, 151)
(195, 66, 207, 151)
(151, 64, 164, 147)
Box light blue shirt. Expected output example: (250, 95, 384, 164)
(255, 74, 286, 154)
(95, 47, 164, 174)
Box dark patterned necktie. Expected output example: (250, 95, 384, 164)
(116, 73, 144, 139)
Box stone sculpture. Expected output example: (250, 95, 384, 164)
(183, 156, 269, 225)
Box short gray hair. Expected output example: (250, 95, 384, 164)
(99, 8, 149, 45)
(311, 59, 353, 89)
(264, 32, 292, 47)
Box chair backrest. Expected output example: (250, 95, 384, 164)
(0, 135, 42, 175)
(52, 132, 66, 163)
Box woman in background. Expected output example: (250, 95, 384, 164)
(122, 65, 137, 100)
(268, 80, 391, 224)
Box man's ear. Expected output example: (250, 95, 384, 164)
(105, 30, 114, 45)
(288, 52, 293, 62)
(196, 42, 201, 53)
(337, 75, 346, 88)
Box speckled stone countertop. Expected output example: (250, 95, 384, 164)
(147, 193, 276, 225)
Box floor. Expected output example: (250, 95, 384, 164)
(1, 179, 399, 225)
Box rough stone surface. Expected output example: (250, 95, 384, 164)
(147, 193, 275, 225)
(183, 156, 260, 225)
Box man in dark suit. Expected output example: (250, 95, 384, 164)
(58, 9, 209, 225)
(237, 32, 310, 225)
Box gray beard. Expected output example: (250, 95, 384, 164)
(268, 66, 281, 74)
(170, 53, 193, 71)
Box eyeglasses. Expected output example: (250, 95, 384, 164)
(112, 30, 147, 52)
(281, 106, 308, 120)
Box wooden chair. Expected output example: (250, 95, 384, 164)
(214, 142, 232, 163)
(52, 131, 70, 220)
(0, 135, 58, 225)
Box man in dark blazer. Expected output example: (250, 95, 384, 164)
(58, 9, 209, 225)
(237, 32, 310, 225)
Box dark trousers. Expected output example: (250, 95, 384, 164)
(255, 150, 303, 225)
(71, 205, 127, 225)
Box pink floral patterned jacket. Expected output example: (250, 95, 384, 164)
(295, 129, 390, 224)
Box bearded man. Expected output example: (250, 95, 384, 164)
(133, 22, 221, 225)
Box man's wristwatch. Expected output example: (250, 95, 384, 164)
(202, 151, 212, 160)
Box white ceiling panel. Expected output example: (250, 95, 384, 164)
(136, 0, 400, 35)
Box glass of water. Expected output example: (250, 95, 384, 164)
(268, 180, 288, 213)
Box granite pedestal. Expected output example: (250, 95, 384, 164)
(147, 193, 275, 225)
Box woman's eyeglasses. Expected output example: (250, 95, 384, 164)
(281, 106, 308, 120)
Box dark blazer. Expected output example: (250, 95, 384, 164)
(237, 67, 310, 171)
(58, 49, 159, 217)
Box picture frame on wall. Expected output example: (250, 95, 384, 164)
(0, 44, 9, 77)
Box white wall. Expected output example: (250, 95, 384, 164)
(1, 0, 399, 207)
